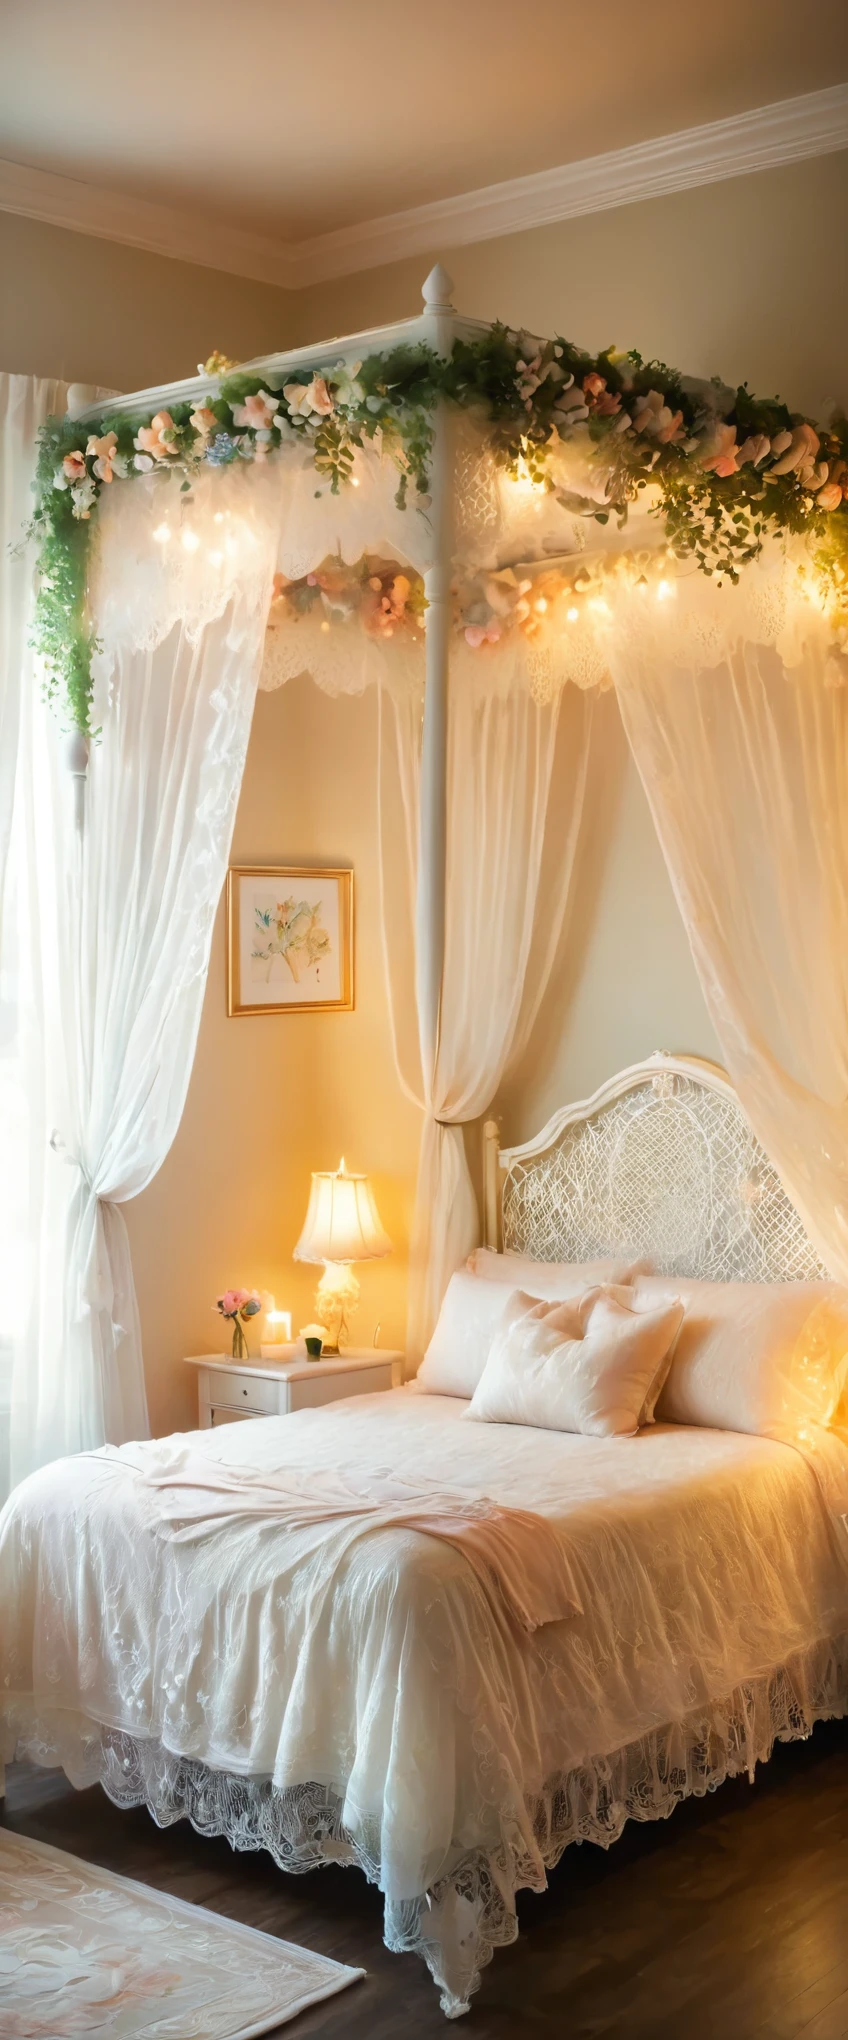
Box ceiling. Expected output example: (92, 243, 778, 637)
(2, 0, 848, 246)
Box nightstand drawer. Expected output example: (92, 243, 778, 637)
(211, 1367, 280, 1414)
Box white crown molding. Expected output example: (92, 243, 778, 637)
(1, 84, 847, 293)
(0, 157, 300, 289)
(296, 82, 848, 285)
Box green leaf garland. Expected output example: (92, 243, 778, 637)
(27, 325, 848, 731)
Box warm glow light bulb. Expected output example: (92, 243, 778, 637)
(153, 522, 171, 545)
(566, 605, 580, 623)
(181, 528, 200, 553)
(657, 579, 671, 601)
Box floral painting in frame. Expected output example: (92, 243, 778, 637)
(227, 866, 353, 1015)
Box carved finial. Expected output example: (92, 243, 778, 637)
(422, 264, 455, 311)
(66, 384, 101, 421)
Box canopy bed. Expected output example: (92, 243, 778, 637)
(4, 275, 848, 2014)
(2, 1055, 848, 2019)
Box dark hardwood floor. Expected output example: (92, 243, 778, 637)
(4, 1725, 848, 2038)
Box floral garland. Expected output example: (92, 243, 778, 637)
(29, 327, 848, 730)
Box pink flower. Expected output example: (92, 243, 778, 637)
(817, 479, 844, 512)
(85, 431, 119, 483)
(134, 410, 176, 461)
(232, 389, 280, 430)
(62, 449, 87, 483)
(464, 621, 501, 648)
(633, 390, 685, 445)
(699, 423, 741, 477)
(218, 1289, 238, 1315)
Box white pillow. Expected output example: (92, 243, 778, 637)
(418, 1262, 652, 1400)
(467, 1248, 655, 1293)
(465, 1286, 684, 1437)
(635, 1275, 848, 1437)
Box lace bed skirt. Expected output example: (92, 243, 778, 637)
(8, 1631, 847, 2019)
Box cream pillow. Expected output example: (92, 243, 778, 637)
(635, 1275, 848, 1437)
(417, 1270, 517, 1398)
(418, 1263, 653, 1400)
(465, 1286, 684, 1437)
(468, 1248, 654, 1294)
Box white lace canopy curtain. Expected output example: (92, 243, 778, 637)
(609, 570, 848, 1282)
(4, 459, 280, 1495)
(379, 659, 595, 1362)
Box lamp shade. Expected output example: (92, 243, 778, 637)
(294, 1159, 392, 1265)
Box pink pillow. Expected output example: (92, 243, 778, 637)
(634, 1275, 848, 1437)
(465, 1286, 684, 1438)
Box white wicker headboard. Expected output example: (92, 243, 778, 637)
(484, 1053, 825, 1283)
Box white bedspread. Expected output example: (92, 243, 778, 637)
(2, 1388, 848, 2016)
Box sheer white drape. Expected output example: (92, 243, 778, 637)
(0, 376, 67, 1503)
(7, 594, 272, 1495)
(379, 668, 595, 1362)
(615, 625, 848, 1282)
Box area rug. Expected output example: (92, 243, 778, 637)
(0, 1828, 364, 2039)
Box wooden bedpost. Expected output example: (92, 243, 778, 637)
(416, 265, 455, 1082)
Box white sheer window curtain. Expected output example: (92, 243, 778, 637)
(1, 383, 276, 1504)
(379, 667, 595, 1362)
(0, 375, 66, 1502)
(616, 630, 848, 1283)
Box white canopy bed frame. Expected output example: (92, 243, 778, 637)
(5, 274, 848, 2022)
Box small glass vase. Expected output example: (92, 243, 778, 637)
(231, 1317, 248, 1362)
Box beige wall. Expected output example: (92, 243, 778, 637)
(0, 212, 295, 388)
(125, 679, 421, 1436)
(8, 153, 848, 1431)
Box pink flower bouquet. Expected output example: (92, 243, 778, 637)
(215, 1287, 262, 1360)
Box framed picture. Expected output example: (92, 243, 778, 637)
(227, 866, 353, 1016)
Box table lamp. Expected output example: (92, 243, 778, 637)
(293, 1158, 392, 1353)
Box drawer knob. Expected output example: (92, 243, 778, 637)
(242, 1386, 248, 1396)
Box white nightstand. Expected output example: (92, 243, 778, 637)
(185, 1348, 405, 1428)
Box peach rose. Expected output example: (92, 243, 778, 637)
(769, 421, 820, 476)
(190, 405, 217, 438)
(283, 376, 335, 421)
(85, 431, 118, 483)
(232, 389, 280, 430)
(61, 449, 87, 483)
(735, 434, 771, 467)
(632, 390, 684, 445)
(699, 423, 740, 478)
(817, 480, 844, 512)
(133, 411, 176, 461)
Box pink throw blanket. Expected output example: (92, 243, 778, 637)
(140, 1458, 580, 1634)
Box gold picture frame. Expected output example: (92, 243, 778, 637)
(227, 866, 354, 1016)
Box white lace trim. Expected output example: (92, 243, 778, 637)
(6, 1630, 846, 2020)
